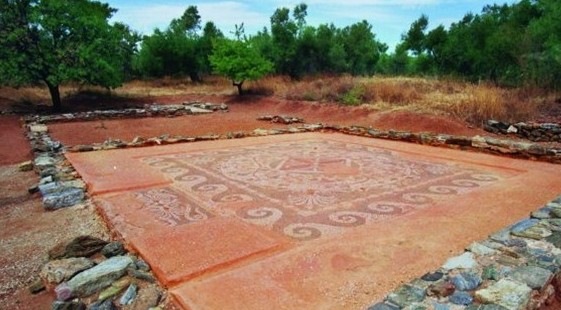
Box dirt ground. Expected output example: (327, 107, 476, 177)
(0, 117, 32, 165)
(0, 165, 109, 309)
(48, 95, 486, 146)
(1, 90, 559, 309)
(0, 113, 110, 309)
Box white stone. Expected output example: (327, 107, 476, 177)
(253, 128, 269, 136)
(30, 124, 48, 133)
(507, 125, 518, 133)
(40, 258, 94, 284)
(65, 256, 132, 298)
(442, 252, 477, 270)
(475, 279, 532, 310)
(187, 107, 213, 114)
(467, 242, 497, 256)
(34, 155, 56, 169)
(525, 239, 561, 255)
(471, 135, 488, 149)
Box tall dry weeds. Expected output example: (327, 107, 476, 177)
(449, 84, 549, 124)
(451, 85, 507, 124)
(362, 78, 423, 105)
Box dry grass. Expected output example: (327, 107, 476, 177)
(260, 75, 555, 125)
(449, 85, 507, 124)
(257, 76, 432, 105)
(426, 83, 553, 124)
(1, 75, 557, 125)
(247, 75, 355, 102)
(362, 78, 424, 105)
(116, 76, 233, 97)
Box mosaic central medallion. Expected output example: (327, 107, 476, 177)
(138, 139, 501, 240)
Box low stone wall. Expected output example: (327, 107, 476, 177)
(368, 195, 561, 310)
(63, 124, 561, 165)
(338, 125, 561, 164)
(485, 120, 561, 143)
(23, 101, 228, 124)
(23, 123, 87, 210)
(257, 115, 304, 124)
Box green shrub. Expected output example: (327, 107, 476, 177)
(341, 84, 365, 106)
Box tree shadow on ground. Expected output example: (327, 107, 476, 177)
(1, 90, 152, 115)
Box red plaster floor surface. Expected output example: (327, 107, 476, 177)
(66, 132, 561, 310)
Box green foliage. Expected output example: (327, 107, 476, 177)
(134, 5, 207, 82)
(341, 84, 365, 106)
(0, 0, 139, 110)
(270, 7, 299, 77)
(398, 0, 561, 89)
(134, 6, 225, 82)
(424, 25, 447, 71)
(250, 27, 275, 64)
(199, 22, 224, 73)
(339, 20, 381, 75)
(210, 36, 273, 95)
(4, 0, 560, 111)
(526, 0, 561, 88)
(317, 24, 346, 73)
(135, 29, 202, 81)
(403, 14, 428, 56)
(262, 4, 384, 78)
(169, 5, 201, 34)
(376, 43, 414, 76)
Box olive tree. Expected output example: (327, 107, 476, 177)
(210, 28, 273, 95)
(0, 0, 138, 111)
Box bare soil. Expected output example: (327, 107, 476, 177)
(48, 95, 486, 146)
(0, 110, 111, 309)
(0, 117, 32, 165)
(0, 166, 110, 309)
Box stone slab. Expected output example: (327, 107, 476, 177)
(128, 217, 285, 286)
(95, 190, 287, 287)
(186, 106, 213, 114)
(30, 124, 48, 133)
(66, 151, 170, 194)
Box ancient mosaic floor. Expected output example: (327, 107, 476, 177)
(66, 133, 561, 309)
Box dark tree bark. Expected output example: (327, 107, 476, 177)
(45, 81, 62, 112)
(189, 72, 202, 83)
(233, 80, 244, 95)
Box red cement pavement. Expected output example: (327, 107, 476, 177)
(66, 132, 561, 309)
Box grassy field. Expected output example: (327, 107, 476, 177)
(1, 75, 558, 125)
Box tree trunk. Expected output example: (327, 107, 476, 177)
(190, 72, 202, 83)
(46, 81, 62, 112)
(233, 80, 244, 95)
